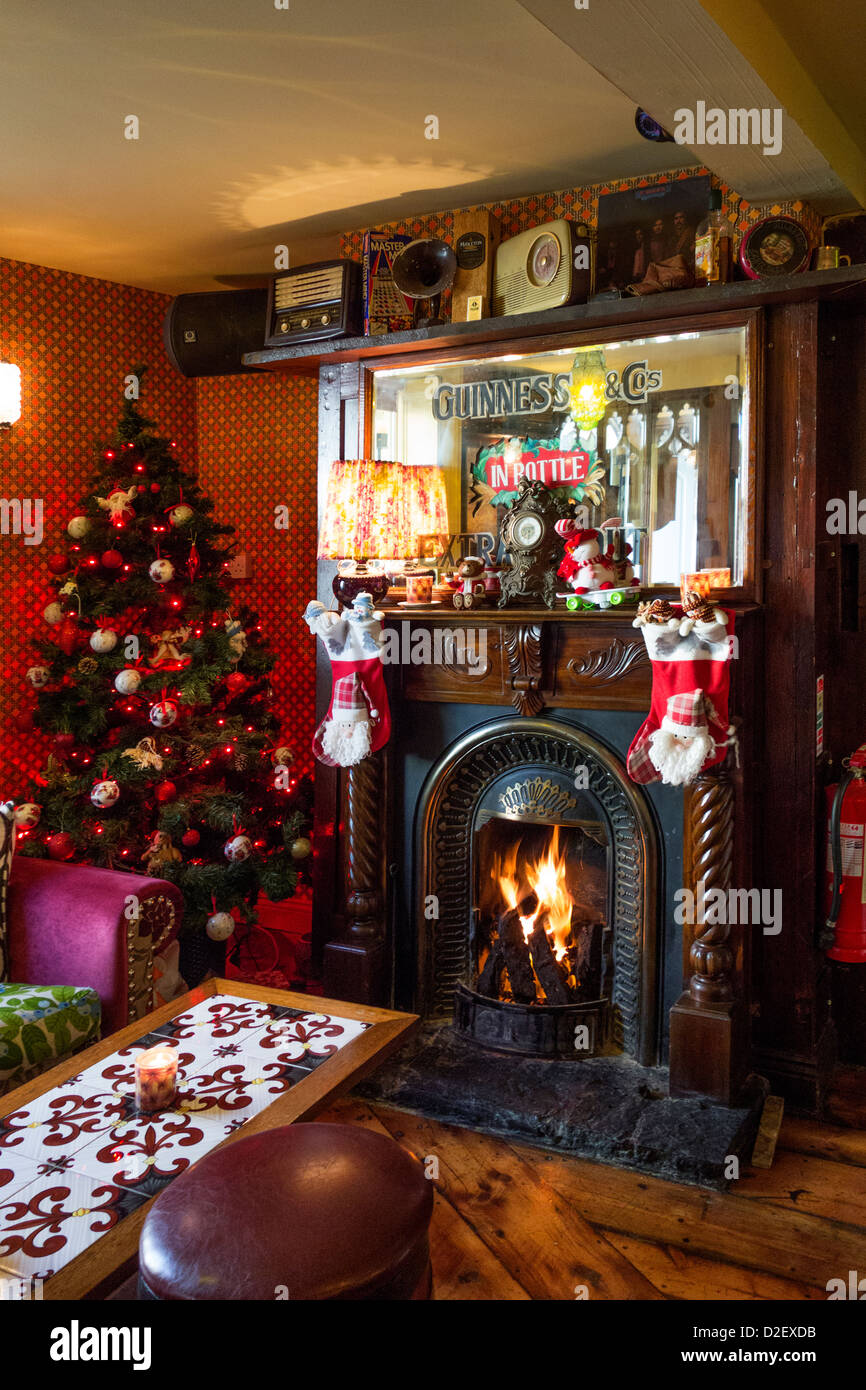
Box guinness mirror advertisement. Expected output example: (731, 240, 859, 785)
(370, 322, 754, 591)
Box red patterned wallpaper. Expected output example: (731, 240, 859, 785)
(194, 372, 319, 774)
(0, 258, 319, 795)
(0, 257, 198, 791)
(341, 164, 821, 258)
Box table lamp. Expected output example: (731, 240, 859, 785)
(319, 458, 406, 606)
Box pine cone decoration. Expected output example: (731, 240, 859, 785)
(77, 656, 98, 675)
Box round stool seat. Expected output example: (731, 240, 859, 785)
(138, 1122, 433, 1301)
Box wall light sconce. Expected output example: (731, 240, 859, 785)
(0, 361, 22, 430)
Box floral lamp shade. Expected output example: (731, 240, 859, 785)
(318, 459, 408, 563)
(403, 465, 449, 559)
(318, 459, 449, 563)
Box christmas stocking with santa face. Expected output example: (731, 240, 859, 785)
(303, 592, 391, 769)
(627, 594, 736, 787)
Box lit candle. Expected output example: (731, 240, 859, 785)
(134, 1044, 178, 1113)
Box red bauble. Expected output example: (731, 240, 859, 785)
(101, 549, 124, 569)
(54, 732, 75, 753)
(155, 781, 177, 803)
(47, 553, 71, 575)
(15, 709, 35, 732)
(150, 482, 161, 493)
(47, 832, 75, 861)
(225, 672, 248, 695)
(181, 828, 200, 847)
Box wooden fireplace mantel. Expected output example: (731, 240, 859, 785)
(319, 606, 756, 1105)
(380, 605, 654, 714)
(311, 283, 866, 1112)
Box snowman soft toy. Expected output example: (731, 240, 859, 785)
(556, 526, 615, 595)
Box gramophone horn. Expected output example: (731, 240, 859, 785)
(391, 239, 457, 326)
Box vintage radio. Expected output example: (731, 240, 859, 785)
(264, 260, 362, 347)
(492, 219, 592, 317)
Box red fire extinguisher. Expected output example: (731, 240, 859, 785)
(825, 744, 866, 962)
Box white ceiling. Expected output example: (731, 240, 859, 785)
(0, 0, 697, 293)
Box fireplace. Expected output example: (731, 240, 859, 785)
(416, 717, 659, 1064)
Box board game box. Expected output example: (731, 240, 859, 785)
(363, 230, 414, 335)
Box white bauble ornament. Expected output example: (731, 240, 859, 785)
(149, 558, 175, 585)
(27, 665, 50, 688)
(169, 504, 193, 527)
(114, 668, 142, 695)
(90, 779, 120, 808)
(224, 834, 252, 863)
(13, 803, 41, 828)
(206, 911, 236, 942)
(149, 699, 178, 728)
(44, 602, 63, 625)
(67, 515, 90, 540)
(90, 628, 118, 653)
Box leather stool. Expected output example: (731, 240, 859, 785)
(137, 1122, 434, 1300)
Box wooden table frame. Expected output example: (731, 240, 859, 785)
(0, 978, 418, 1300)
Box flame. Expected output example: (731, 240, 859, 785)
(494, 825, 574, 962)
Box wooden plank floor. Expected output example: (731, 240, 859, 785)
(317, 1072, 866, 1301)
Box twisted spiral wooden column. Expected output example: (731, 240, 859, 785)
(670, 756, 746, 1105)
(684, 765, 735, 1005)
(345, 754, 383, 938)
(323, 750, 388, 1004)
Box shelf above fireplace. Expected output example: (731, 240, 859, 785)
(244, 264, 866, 376)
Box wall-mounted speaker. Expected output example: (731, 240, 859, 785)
(163, 288, 268, 377)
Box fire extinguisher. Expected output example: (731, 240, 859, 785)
(824, 744, 866, 962)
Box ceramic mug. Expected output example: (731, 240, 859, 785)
(404, 570, 433, 604)
(814, 246, 852, 270)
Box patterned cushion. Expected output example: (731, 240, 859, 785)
(0, 984, 101, 1092)
(0, 808, 12, 983)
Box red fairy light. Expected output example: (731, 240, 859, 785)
(135, 463, 145, 473)
(105, 450, 115, 460)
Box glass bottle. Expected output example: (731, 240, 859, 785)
(694, 189, 732, 287)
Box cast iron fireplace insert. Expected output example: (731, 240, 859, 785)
(415, 717, 660, 1065)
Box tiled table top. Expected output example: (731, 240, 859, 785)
(0, 993, 369, 1283)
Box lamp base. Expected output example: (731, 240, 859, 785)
(332, 569, 391, 608)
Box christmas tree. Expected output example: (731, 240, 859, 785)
(14, 371, 312, 971)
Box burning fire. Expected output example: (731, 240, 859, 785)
(496, 826, 574, 962)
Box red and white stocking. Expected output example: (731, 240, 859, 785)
(627, 601, 735, 787)
(303, 592, 392, 769)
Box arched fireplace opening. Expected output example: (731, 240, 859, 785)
(415, 717, 660, 1065)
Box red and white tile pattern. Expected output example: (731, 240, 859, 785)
(0, 995, 368, 1279)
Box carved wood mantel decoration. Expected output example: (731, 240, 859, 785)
(566, 636, 650, 686)
(396, 611, 653, 713)
(502, 624, 545, 715)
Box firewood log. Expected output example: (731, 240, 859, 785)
(527, 913, 573, 1005)
(497, 892, 538, 1003)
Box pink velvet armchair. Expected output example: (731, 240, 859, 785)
(7, 857, 183, 1037)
